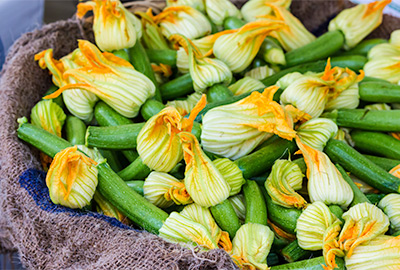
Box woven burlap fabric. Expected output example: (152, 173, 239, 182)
(0, 1, 399, 269)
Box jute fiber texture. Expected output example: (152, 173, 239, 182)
(0, 0, 399, 269)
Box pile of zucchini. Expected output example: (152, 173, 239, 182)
(16, 0, 400, 269)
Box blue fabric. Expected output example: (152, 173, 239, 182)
(0, 37, 4, 71)
(19, 168, 134, 231)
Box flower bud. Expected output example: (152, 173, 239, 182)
(378, 193, 400, 231)
(228, 77, 265, 96)
(143, 172, 192, 208)
(178, 132, 231, 207)
(201, 86, 303, 159)
(166, 0, 205, 12)
(213, 20, 285, 73)
(231, 223, 275, 270)
(77, 0, 142, 51)
(155, 6, 211, 40)
(44, 40, 155, 118)
(213, 158, 245, 196)
(151, 63, 173, 84)
(265, 159, 306, 208)
(31, 100, 66, 137)
(205, 0, 241, 26)
(365, 103, 391, 111)
(136, 9, 169, 50)
(244, 65, 275, 81)
(296, 118, 338, 151)
(345, 235, 400, 270)
(159, 212, 219, 249)
(324, 83, 360, 111)
(390, 29, 400, 46)
(276, 72, 303, 89)
(328, 0, 391, 49)
(166, 92, 203, 116)
(241, 0, 291, 22)
(228, 194, 246, 222)
(94, 191, 127, 223)
(46, 146, 98, 209)
(338, 202, 390, 257)
(296, 137, 353, 208)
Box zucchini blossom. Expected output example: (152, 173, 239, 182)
(166, 0, 205, 12)
(204, 0, 242, 26)
(231, 223, 275, 270)
(137, 95, 206, 172)
(46, 146, 98, 209)
(390, 164, 400, 178)
(241, 0, 292, 22)
(378, 193, 400, 231)
(170, 34, 232, 92)
(296, 202, 344, 270)
(345, 235, 400, 270)
(364, 30, 400, 84)
(338, 202, 389, 257)
(77, 0, 142, 51)
(296, 137, 353, 208)
(262, 4, 316, 52)
(35, 49, 99, 122)
(328, 0, 391, 49)
(136, 9, 169, 50)
(159, 212, 219, 250)
(229, 194, 246, 222)
(178, 132, 231, 208)
(154, 6, 211, 39)
(201, 86, 309, 160)
(213, 158, 246, 196)
(44, 40, 155, 118)
(143, 172, 192, 208)
(228, 77, 265, 96)
(181, 203, 232, 252)
(213, 20, 285, 73)
(94, 191, 127, 224)
(265, 159, 306, 209)
(166, 92, 203, 116)
(296, 118, 338, 151)
(244, 65, 275, 81)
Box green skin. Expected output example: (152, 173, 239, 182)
(270, 256, 345, 270)
(243, 180, 268, 225)
(210, 199, 241, 239)
(359, 81, 400, 103)
(351, 131, 400, 160)
(65, 116, 86, 145)
(281, 240, 312, 263)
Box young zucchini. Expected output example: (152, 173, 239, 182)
(65, 116, 86, 145)
(270, 256, 345, 270)
(281, 240, 312, 263)
(98, 149, 123, 172)
(206, 84, 234, 103)
(359, 81, 400, 103)
(243, 180, 268, 225)
(285, 30, 345, 67)
(117, 156, 151, 181)
(126, 180, 145, 196)
(324, 139, 400, 194)
(351, 130, 400, 160)
(336, 164, 370, 207)
(339, 38, 387, 56)
(140, 99, 165, 120)
(160, 73, 194, 101)
(145, 49, 177, 67)
(363, 154, 400, 171)
(223, 16, 245, 30)
(365, 193, 385, 205)
(210, 199, 241, 239)
(328, 205, 344, 223)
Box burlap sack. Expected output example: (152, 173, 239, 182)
(0, 1, 399, 269)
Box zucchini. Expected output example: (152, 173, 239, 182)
(363, 154, 400, 171)
(140, 99, 165, 120)
(17, 121, 168, 234)
(128, 41, 162, 101)
(359, 81, 400, 103)
(98, 149, 123, 172)
(336, 164, 370, 207)
(210, 199, 241, 239)
(281, 240, 312, 263)
(235, 137, 297, 179)
(65, 116, 86, 145)
(270, 256, 345, 270)
(44, 84, 64, 109)
(243, 180, 268, 225)
(327, 55, 366, 72)
(206, 84, 234, 103)
(112, 49, 130, 62)
(126, 180, 145, 196)
(323, 109, 400, 132)
(339, 38, 387, 56)
(324, 139, 400, 193)
(267, 252, 280, 266)
(160, 73, 194, 101)
(392, 230, 400, 237)
(146, 49, 177, 67)
(365, 193, 385, 205)
(262, 189, 302, 234)
(292, 158, 307, 174)
(285, 30, 345, 67)
(351, 130, 400, 160)
(223, 16, 245, 30)
(328, 205, 344, 223)
(118, 156, 151, 181)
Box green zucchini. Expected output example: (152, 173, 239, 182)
(328, 205, 344, 223)
(323, 109, 400, 132)
(267, 252, 281, 266)
(339, 38, 387, 56)
(262, 188, 302, 234)
(146, 49, 177, 67)
(272, 236, 291, 251)
(327, 55, 367, 72)
(359, 81, 400, 103)
(206, 84, 234, 103)
(210, 199, 241, 239)
(44, 84, 64, 109)
(223, 16, 245, 30)
(235, 137, 297, 179)
(365, 193, 385, 205)
(128, 41, 162, 101)
(281, 240, 312, 263)
(17, 120, 168, 234)
(140, 99, 165, 120)
(363, 154, 400, 171)
(160, 73, 194, 101)
(324, 139, 400, 193)
(270, 256, 345, 270)
(85, 123, 144, 150)
(98, 149, 123, 172)
(285, 30, 345, 67)
(243, 180, 268, 225)
(351, 130, 400, 160)
(126, 180, 145, 196)
(112, 49, 130, 62)
(292, 158, 307, 174)
(336, 164, 370, 207)
(65, 116, 86, 145)
(392, 230, 400, 236)
(118, 156, 151, 181)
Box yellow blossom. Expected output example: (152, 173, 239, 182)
(241, 0, 292, 22)
(204, 0, 242, 26)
